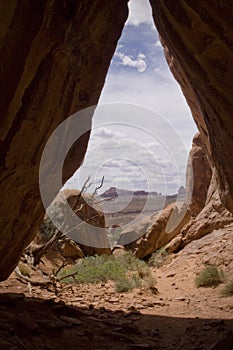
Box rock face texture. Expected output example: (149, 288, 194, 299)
(118, 132, 232, 257)
(150, 1, 233, 213)
(118, 202, 191, 259)
(41, 189, 111, 257)
(186, 132, 212, 216)
(182, 169, 233, 245)
(0, 1, 128, 280)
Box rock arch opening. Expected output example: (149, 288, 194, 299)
(1, 0, 233, 281)
(62, 0, 197, 246)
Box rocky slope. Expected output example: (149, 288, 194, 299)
(117, 132, 233, 257)
(1, 223, 233, 349)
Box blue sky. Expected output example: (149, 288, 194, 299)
(65, 0, 197, 195)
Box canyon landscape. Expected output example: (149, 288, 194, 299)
(1, 1, 233, 349)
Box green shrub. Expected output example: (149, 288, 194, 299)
(221, 280, 233, 297)
(115, 277, 133, 293)
(195, 265, 224, 287)
(57, 252, 156, 293)
(148, 246, 168, 268)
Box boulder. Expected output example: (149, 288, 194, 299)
(43, 189, 111, 257)
(182, 170, 233, 245)
(60, 238, 85, 260)
(118, 202, 191, 259)
(186, 133, 212, 216)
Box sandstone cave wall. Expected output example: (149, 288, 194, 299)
(150, 0, 233, 213)
(0, 0, 128, 280)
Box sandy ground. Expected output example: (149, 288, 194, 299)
(0, 225, 233, 349)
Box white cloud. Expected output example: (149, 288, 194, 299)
(138, 53, 146, 59)
(92, 127, 126, 139)
(155, 40, 162, 48)
(116, 52, 147, 73)
(126, 0, 153, 26)
(144, 142, 159, 149)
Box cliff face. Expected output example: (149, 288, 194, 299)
(150, 0, 233, 213)
(0, 0, 128, 280)
(186, 133, 212, 216)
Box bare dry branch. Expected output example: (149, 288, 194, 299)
(15, 269, 52, 287)
(29, 176, 106, 265)
(91, 176, 105, 198)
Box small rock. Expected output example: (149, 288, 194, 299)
(153, 301, 167, 307)
(202, 325, 212, 331)
(107, 297, 119, 303)
(176, 297, 186, 301)
(37, 319, 65, 330)
(143, 302, 154, 308)
(73, 297, 83, 302)
(149, 286, 159, 295)
(60, 315, 82, 326)
(166, 273, 176, 278)
(135, 304, 145, 310)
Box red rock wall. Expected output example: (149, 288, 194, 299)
(186, 133, 212, 216)
(0, 0, 128, 280)
(150, 0, 233, 213)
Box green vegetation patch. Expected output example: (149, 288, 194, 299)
(148, 246, 169, 268)
(195, 265, 224, 288)
(221, 280, 233, 297)
(56, 252, 156, 293)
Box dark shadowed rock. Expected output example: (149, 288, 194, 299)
(0, 1, 127, 280)
(150, 0, 233, 213)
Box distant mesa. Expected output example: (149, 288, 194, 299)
(100, 187, 159, 198)
(100, 187, 118, 199)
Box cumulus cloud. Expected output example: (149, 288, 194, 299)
(92, 127, 126, 139)
(116, 52, 147, 73)
(126, 0, 153, 26)
(138, 53, 146, 59)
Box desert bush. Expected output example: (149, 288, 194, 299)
(108, 227, 122, 248)
(221, 280, 233, 297)
(115, 277, 134, 293)
(148, 246, 168, 268)
(195, 265, 224, 287)
(56, 252, 156, 293)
